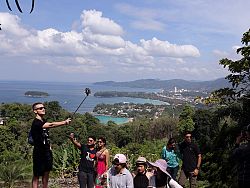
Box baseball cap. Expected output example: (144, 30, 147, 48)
(113, 154, 127, 164)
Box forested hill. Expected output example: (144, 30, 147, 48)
(93, 78, 230, 91)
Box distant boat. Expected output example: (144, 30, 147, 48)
(24, 91, 49, 98)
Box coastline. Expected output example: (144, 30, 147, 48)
(92, 113, 134, 124)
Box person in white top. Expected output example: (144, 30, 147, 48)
(107, 154, 134, 188)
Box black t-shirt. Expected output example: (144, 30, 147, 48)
(31, 118, 50, 152)
(179, 141, 201, 172)
(155, 172, 169, 187)
(79, 144, 96, 173)
(134, 172, 149, 188)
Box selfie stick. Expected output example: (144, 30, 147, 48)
(71, 88, 91, 118)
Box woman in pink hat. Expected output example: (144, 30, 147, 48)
(148, 159, 183, 188)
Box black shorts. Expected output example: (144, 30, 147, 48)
(33, 149, 53, 176)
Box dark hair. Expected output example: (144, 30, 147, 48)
(121, 163, 127, 168)
(98, 136, 106, 145)
(112, 158, 127, 167)
(32, 102, 43, 110)
(136, 162, 147, 168)
(88, 135, 96, 141)
(184, 131, 192, 137)
(167, 138, 176, 145)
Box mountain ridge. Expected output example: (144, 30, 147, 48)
(94, 78, 231, 91)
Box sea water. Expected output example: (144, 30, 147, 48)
(0, 80, 168, 124)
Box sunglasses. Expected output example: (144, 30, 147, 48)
(88, 139, 94, 142)
(112, 158, 122, 165)
(97, 140, 103, 143)
(35, 107, 46, 110)
(112, 161, 121, 166)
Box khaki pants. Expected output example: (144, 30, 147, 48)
(178, 169, 197, 188)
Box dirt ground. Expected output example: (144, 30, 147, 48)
(0, 177, 79, 188)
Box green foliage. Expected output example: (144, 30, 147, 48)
(53, 142, 80, 178)
(0, 149, 32, 188)
(215, 29, 250, 100)
(0, 160, 32, 188)
(0, 103, 33, 122)
(177, 105, 195, 134)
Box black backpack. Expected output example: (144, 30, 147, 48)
(28, 130, 34, 145)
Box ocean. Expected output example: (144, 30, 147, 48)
(0, 80, 167, 124)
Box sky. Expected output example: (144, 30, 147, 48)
(0, 0, 249, 83)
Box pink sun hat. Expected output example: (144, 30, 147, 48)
(148, 159, 172, 178)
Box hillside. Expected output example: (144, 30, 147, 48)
(93, 78, 230, 91)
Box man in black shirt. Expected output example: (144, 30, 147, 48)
(178, 131, 201, 188)
(31, 102, 71, 188)
(69, 133, 97, 188)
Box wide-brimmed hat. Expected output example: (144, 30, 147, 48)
(136, 156, 147, 164)
(148, 159, 171, 178)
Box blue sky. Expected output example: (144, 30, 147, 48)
(0, 0, 249, 83)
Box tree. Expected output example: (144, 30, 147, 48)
(196, 29, 250, 187)
(213, 29, 250, 101)
(177, 105, 195, 134)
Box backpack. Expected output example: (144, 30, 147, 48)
(28, 130, 34, 145)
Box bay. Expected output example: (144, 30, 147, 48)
(0, 80, 168, 124)
(95, 115, 131, 124)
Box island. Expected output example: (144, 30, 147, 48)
(24, 91, 49, 97)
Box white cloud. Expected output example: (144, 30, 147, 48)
(0, 12, 29, 36)
(81, 10, 123, 36)
(0, 10, 204, 81)
(140, 38, 200, 58)
(82, 31, 125, 49)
